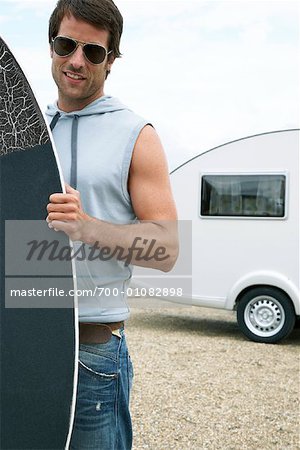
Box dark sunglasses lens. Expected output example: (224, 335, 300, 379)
(84, 44, 106, 64)
(54, 37, 76, 56)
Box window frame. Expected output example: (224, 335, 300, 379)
(199, 172, 288, 220)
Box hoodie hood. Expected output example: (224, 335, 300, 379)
(46, 95, 129, 118)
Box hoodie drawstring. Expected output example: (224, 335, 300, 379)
(70, 115, 79, 189)
(49, 112, 60, 131)
(49, 111, 78, 190)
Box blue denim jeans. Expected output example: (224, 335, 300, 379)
(70, 328, 133, 449)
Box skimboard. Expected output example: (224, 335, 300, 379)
(0, 37, 78, 449)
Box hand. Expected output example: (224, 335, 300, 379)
(46, 184, 92, 242)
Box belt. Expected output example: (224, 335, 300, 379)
(79, 321, 124, 344)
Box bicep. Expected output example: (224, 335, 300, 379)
(128, 125, 177, 221)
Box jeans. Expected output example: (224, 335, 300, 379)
(70, 328, 133, 450)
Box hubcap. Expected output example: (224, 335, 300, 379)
(244, 295, 285, 337)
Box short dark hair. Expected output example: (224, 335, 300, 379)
(48, 0, 123, 59)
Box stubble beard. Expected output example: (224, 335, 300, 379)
(52, 64, 105, 111)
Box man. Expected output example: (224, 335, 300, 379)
(46, 0, 178, 448)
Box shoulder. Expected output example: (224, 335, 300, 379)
(128, 125, 177, 222)
(136, 124, 158, 144)
(130, 125, 169, 176)
(134, 125, 164, 158)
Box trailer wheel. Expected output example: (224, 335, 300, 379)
(237, 287, 296, 343)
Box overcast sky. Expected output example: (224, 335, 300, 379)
(1, 0, 299, 169)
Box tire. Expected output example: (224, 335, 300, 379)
(294, 317, 300, 329)
(237, 287, 296, 344)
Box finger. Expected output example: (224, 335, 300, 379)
(47, 219, 54, 229)
(47, 202, 77, 213)
(46, 218, 61, 232)
(49, 193, 79, 204)
(47, 212, 77, 222)
(50, 220, 79, 239)
(47, 220, 68, 232)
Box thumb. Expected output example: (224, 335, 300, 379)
(65, 183, 79, 196)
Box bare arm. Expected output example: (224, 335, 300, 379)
(47, 125, 178, 271)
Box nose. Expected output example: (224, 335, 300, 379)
(68, 45, 86, 69)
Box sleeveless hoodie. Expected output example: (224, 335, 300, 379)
(46, 96, 149, 322)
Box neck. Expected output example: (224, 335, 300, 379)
(57, 90, 105, 112)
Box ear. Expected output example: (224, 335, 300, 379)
(50, 43, 54, 58)
(107, 55, 115, 71)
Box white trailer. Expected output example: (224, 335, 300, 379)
(133, 129, 299, 343)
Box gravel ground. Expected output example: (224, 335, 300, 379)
(126, 298, 300, 450)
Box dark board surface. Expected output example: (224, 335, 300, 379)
(0, 37, 77, 449)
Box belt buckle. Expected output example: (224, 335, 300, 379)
(111, 329, 121, 338)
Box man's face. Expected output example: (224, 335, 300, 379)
(51, 14, 113, 112)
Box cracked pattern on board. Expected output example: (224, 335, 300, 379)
(0, 38, 49, 156)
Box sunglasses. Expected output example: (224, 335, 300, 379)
(52, 35, 112, 65)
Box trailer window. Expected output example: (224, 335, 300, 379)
(201, 175, 285, 217)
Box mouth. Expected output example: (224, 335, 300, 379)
(63, 71, 86, 82)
